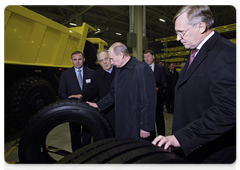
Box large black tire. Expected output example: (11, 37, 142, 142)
(83, 40, 97, 69)
(18, 100, 114, 163)
(57, 138, 187, 164)
(5, 76, 57, 130)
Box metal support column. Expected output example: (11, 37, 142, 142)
(132, 6, 143, 61)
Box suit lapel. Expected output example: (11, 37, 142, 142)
(185, 50, 207, 78)
(82, 67, 86, 91)
(72, 67, 79, 85)
(176, 32, 221, 90)
(153, 65, 158, 77)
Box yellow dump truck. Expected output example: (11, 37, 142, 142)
(4, 6, 108, 130)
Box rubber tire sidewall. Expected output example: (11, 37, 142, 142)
(18, 101, 114, 163)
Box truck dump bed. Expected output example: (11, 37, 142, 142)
(5, 6, 103, 68)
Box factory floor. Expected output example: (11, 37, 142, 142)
(4, 106, 173, 163)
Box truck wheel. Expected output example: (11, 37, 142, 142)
(83, 40, 97, 69)
(56, 138, 187, 164)
(18, 100, 114, 163)
(5, 76, 57, 130)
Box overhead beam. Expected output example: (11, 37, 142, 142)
(61, 5, 94, 25)
(37, 0, 76, 12)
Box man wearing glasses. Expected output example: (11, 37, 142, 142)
(71, 50, 116, 131)
(152, 6, 236, 163)
(87, 42, 156, 140)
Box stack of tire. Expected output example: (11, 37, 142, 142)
(56, 138, 187, 164)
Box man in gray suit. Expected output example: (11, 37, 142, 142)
(152, 6, 236, 163)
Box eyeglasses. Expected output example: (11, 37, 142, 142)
(176, 22, 199, 38)
(99, 57, 109, 63)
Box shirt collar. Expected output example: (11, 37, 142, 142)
(74, 66, 83, 73)
(149, 62, 155, 71)
(121, 57, 137, 70)
(105, 65, 113, 74)
(196, 31, 215, 50)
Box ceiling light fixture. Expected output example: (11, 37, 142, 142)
(110, 0, 119, 4)
(69, 23, 77, 26)
(116, 32, 122, 35)
(94, 29, 101, 34)
(159, 18, 165, 22)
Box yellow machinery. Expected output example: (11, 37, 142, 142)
(4, 6, 108, 130)
(5, 5, 108, 68)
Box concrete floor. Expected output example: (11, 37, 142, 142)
(4, 106, 173, 163)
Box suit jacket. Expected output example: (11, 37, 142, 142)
(172, 32, 236, 163)
(82, 66, 116, 131)
(165, 69, 179, 96)
(58, 66, 95, 100)
(82, 66, 116, 101)
(153, 64, 167, 104)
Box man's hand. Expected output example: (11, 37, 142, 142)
(86, 102, 98, 108)
(152, 135, 180, 150)
(140, 129, 150, 138)
(68, 94, 83, 99)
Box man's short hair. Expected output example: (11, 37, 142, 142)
(143, 49, 154, 56)
(97, 49, 108, 61)
(173, 5, 214, 30)
(110, 42, 129, 56)
(71, 51, 84, 58)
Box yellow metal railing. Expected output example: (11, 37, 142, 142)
(157, 38, 236, 59)
(155, 23, 236, 60)
(156, 23, 236, 43)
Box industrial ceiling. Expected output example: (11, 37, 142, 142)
(23, 5, 236, 52)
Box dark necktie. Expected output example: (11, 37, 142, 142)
(187, 49, 198, 70)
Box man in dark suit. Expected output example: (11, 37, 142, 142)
(152, 6, 236, 163)
(143, 49, 167, 138)
(58, 51, 95, 151)
(165, 63, 179, 113)
(87, 42, 156, 140)
(74, 49, 116, 132)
